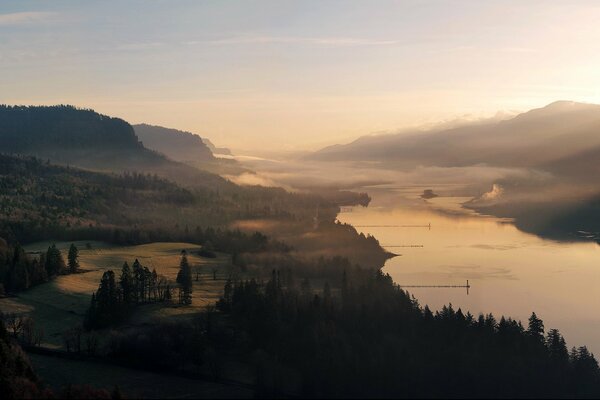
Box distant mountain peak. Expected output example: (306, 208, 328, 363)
(531, 100, 599, 114)
(544, 100, 590, 109)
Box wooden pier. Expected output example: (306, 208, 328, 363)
(399, 280, 471, 295)
(354, 223, 431, 229)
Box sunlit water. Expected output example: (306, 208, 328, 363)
(338, 187, 600, 354)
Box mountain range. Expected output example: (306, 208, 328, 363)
(310, 101, 600, 179)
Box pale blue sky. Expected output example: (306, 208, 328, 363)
(2, 1, 600, 151)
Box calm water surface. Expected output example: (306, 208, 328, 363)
(338, 187, 600, 354)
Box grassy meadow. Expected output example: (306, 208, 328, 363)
(0, 241, 235, 347)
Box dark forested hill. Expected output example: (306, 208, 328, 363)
(0, 105, 232, 191)
(133, 123, 215, 163)
(133, 123, 243, 175)
(0, 105, 141, 152)
(202, 137, 232, 155)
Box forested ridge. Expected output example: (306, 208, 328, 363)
(218, 270, 600, 397)
(93, 269, 600, 398)
(133, 123, 215, 162)
(0, 105, 140, 152)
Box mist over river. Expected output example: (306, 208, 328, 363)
(338, 186, 600, 354)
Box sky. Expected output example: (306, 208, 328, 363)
(2, 0, 600, 152)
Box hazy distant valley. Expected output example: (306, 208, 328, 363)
(234, 101, 600, 243)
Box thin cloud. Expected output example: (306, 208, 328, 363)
(0, 11, 58, 26)
(116, 42, 164, 51)
(189, 35, 402, 47)
(499, 47, 538, 53)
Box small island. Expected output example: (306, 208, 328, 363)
(420, 189, 439, 199)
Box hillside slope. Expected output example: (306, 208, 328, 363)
(0, 105, 231, 191)
(133, 123, 215, 163)
(133, 123, 243, 175)
(310, 101, 600, 176)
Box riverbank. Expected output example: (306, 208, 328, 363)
(338, 190, 600, 355)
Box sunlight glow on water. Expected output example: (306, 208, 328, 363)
(338, 190, 600, 353)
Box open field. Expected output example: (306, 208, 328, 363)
(0, 242, 236, 346)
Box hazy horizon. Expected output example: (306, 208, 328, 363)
(4, 0, 600, 151)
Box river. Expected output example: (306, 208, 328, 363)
(337, 186, 600, 354)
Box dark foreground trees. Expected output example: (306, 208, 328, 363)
(85, 259, 173, 329)
(0, 241, 78, 294)
(216, 270, 600, 398)
(102, 269, 600, 397)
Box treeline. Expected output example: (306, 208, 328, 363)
(236, 253, 361, 284)
(4, 222, 287, 264)
(217, 270, 600, 397)
(97, 269, 600, 397)
(84, 259, 174, 329)
(0, 240, 79, 295)
(84, 254, 195, 329)
(0, 105, 141, 153)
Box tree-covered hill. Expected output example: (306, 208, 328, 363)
(0, 155, 198, 243)
(0, 105, 232, 191)
(0, 105, 141, 152)
(133, 123, 215, 163)
(133, 123, 245, 175)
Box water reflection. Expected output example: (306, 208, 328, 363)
(338, 190, 600, 354)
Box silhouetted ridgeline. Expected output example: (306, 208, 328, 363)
(0, 105, 141, 152)
(308, 101, 600, 175)
(133, 123, 215, 163)
(133, 123, 244, 175)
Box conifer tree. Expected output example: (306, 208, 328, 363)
(44, 244, 65, 277)
(67, 243, 79, 273)
(119, 262, 133, 305)
(527, 312, 545, 343)
(132, 259, 143, 303)
(176, 252, 192, 304)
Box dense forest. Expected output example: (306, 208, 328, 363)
(92, 269, 600, 398)
(0, 155, 326, 241)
